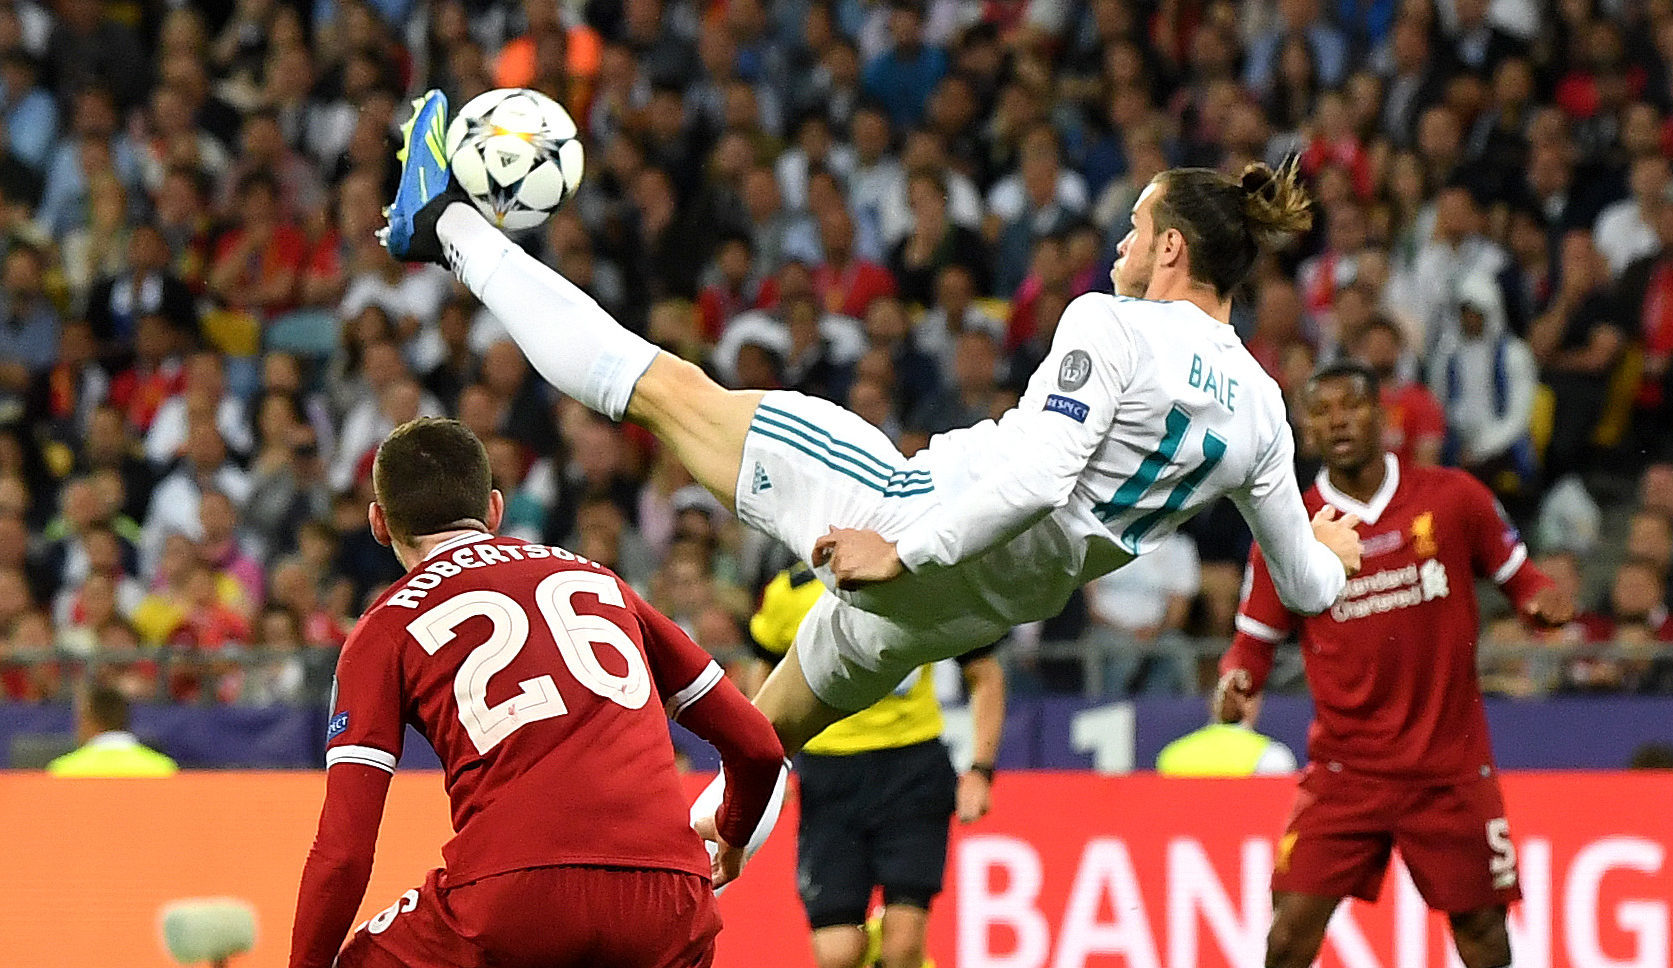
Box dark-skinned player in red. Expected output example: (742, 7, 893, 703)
(289, 418, 785, 968)
(1218, 361, 1573, 968)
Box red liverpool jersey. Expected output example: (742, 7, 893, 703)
(1225, 455, 1552, 781)
(325, 531, 729, 884)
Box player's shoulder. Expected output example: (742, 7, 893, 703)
(1406, 463, 1493, 506)
(343, 578, 412, 648)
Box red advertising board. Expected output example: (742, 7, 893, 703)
(1, 772, 1666, 968)
(714, 773, 1673, 968)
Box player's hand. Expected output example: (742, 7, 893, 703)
(811, 527, 905, 589)
(692, 813, 745, 889)
(1310, 505, 1363, 577)
(1524, 586, 1575, 628)
(956, 770, 992, 823)
(1213, 668, 1255, 724)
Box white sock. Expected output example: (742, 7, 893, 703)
(689, 760, 791, 893)
(437, 203, 660, 421)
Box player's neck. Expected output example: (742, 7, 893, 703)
(1144, 273, 1232, 324)
(1326, 456, 1389, 504)
(398, 527, 489, 571)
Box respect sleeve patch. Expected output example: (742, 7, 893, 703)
(1045, 394, 1090, 422)
(326, 711, 350, 742)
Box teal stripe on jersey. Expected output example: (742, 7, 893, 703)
(749, 424, 936, 497)
(753, 410, 931, 490)
(756, 404, 931, 485)
(1092, 405, 1191, 523)
(1121, 429, 1228, 552)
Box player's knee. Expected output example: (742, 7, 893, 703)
(1265, 919, 1323, 968)
(877, 934, 928, 968)
(1449, 906, 1510, 968)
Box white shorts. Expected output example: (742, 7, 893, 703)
(734, 391, 1009, 710)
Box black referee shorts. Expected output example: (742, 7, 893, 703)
(794, 739, 958, 930)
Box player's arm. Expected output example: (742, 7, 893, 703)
(629, 582, 785, 849)
(1228, 420, 1356, 615)
(289, 765, 393, 968)
(1461, 475, 1573, 625)
(958, 645, 1006, 823)
(1216, 545, 1296, 723)
(289, 629, 406, 968)
(886, 295, 1135, 573)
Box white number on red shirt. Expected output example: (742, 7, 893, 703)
(406, 577, 649, 755)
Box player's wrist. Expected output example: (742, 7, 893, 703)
(966, 762, 996, 783)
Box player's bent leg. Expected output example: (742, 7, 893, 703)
(1449, 905, 1511, 968)
(753, 639, 853, 757)
(810, 926, 870, 968)
(1266, 892, 1340, 968)
(624, 354, 763, 514)
(877, 904, 932, 968)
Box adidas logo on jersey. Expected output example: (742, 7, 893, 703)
(752, 462, 772, 493)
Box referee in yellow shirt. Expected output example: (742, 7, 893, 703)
(746, 563, 1006, 968)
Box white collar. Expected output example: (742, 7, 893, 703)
(1316, 453, 1401, 526)
(422, 530, 492, 561)
(84, 730, 140, 750)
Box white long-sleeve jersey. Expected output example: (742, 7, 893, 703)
(887, 293, 1346, 624)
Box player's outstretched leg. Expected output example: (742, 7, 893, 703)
(382, 91, 762, 511)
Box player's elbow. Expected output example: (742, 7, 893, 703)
(1276, 583, 1337, 617)
(739, 719, 785, 774)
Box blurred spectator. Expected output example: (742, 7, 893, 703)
(859, 295, 938, 416)
(916, 262, 1004, 371)
(35, 86, 142, 240)
(144, 351, 253, 469)
(1528, 231, 1625, 481)
(140, 423, 250, 575)
(1617, 183, 1673, 461)
(84, 223, 198, 346)
(861, 0, 947, 129)
(989, 126, 1086, 297)
(0, 51, 57, 172)
(907, 329, 1004, 440)
(0, 244, 58, 379)
(810, 204, 896, 319)
(1390, 183, 1509, 355)
(697, 233, 764, 343)
(1595, 155, 1669, 279)
(888, 168, 988, 307)
(1246, 0, 1350, 97)
(1428, 274, 1537, 506)
(1086, 531, 1201, 695)
(1353, 317, 1446, 467)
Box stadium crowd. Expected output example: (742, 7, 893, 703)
(1, 0, 1673, 706)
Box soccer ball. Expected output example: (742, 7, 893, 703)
(445, 88, 584, 233)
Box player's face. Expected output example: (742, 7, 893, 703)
(1304, 375, 1383, 472)
(1112, 182, 1160, 297)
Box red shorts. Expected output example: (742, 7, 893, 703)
(1272, 763, 1522, 913)
(336, 865, 720, 968)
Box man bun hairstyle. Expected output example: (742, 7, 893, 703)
(372, 417, 492, 544)
(1239, 159, 1315, 246)
(1152, 157, 1315, 299)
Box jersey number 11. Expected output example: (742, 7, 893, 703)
(1093, 404, 1227, 553)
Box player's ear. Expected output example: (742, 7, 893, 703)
(486, 489, 505, 533)
(369, 502, 392, 547)
(1158, 227, 1185, 267)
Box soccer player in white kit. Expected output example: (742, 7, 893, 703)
(383, 89, 1361, 874)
